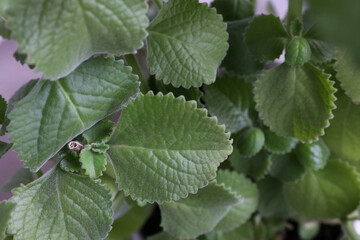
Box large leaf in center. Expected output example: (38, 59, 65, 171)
(5, 0, 148, 79)
(8, 57, 139, 171)
(254, 63, 336, 141)
(107, 92, 233, 203)
(147, 0, 228, 88)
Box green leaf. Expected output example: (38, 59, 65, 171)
(217, 221, 255, 240)
(159, 182, 241, 239)
(8, 57, 139, 171)
(285, 37, 312, 67)
(80, 150, 107, 179)
(147, 0, 228, 88)
(82, 119, 115, 144)
(0, 94, 6, 125)
(211, 0, 254, 21)
(8, 166, 113, 240)
(59, 150, 82, 173)
(299, 221, 320, 240)
(257, 176, 296, 218)
(269, 153, 305, 182)
(254, 63, 336, 142)
(0, 201, 15, 240)
(334, 50, 360, 104)
(323, 86, 360, 161)
(236, 128, 265, 157)
(295, 139, 329, 171)
(284, 160, 360, 219)
(0, 141, 12, 159)
(263, 129, 298, 154)
(214, 170, 259, 232)
(221, 19, 264, 77)
(1, 79, 39, 136)
(5, 0, 148, 79)
(2, 167, 35, 192)
(108, 92, 232, 203)
(203, 75, 254, 134)
(0, 17, 11, 39)
(245, 14, 290, 62)
(229, 149, 271, 180)
(87, 142, 110, 154)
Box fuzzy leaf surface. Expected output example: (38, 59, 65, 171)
(254, 63, 335, 141)
(5, 0, 148, 79)
(80, 150, 107, 179)
(8, 58, 139, 171)
(147, 0, 228, 88)
(203, 75, 254, 134)
(82, 119, 115, 144)
(0, 201, 15, 240)
(108, 93, 232, 203)
(159, 182, 241, 239)
(263, 129, 298, 154)
(8, 167, 113, 240)
(284, 160, 360, 219)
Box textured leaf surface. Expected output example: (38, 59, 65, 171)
(323, 86, 360, 161)
(203, 75, 254, 134)
(236, 128, 265, 157)
(147, 0, 228, 88)
(254, 63, 336, 141)
(295, 140, 329, 171)
(221, 19, 264, 77)
(245, 14, 289, 62)
(335, 50, 360, 104)
(0, 95, 6, 125)
(0, 201, 15, 240)
(2, 167, 35, 192)
(230, 149, 271, 180)
(284, 160, 360, 219)
(219, 221, 255, 240)
(160, 182, 241, 239)
(5, 0, 148, 79)
(108, 93, 232, 203)
(212, 0, 253, 21)
(8, 58, 139, 171)
(263, 129, 298, 154)
(82, 119, 115, 144)
(269, 153, 305, 182)
(214, 170, 259, 232)
(285, 37, 311, 67)
(8, 167, 112, 240)
(80, 150, 107, 178)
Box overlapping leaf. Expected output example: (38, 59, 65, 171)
(211, 0, 254, 21)
(82, 119, 115, 144)
(254, 63, 336, 141)
(263, 129, 298, 154)
(236, 128, 265, 157)
(2, 167, 35, 192)
(147, 0, 228, 88)
(295, 140, 329, 171)
(8, 57, 139, 171)
(0, 95, 6, 124)
(80, 149, 107, 179)
(0, 201, 15, 240)
(4, 0, 148, 79)
(0, 141, 12, 159)
(108, 92, 232, 203)
(269, 153, 305, 182)
(8, 167, 113, 240)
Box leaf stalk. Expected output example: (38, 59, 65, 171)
(287, 0, 303, 31)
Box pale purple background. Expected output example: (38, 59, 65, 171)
(0, 0, 288, 200)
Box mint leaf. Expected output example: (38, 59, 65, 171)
(211, 0, 254, 21)
(5, 0, 148, 79)
(257, 176, 296, 218)
(263, 129, 298, 154)
(269, 153, 305, 182)
(8, 57, 139, 171)
(230, 149, 271, 180)
(254, 63, 336, 141)
(2, 167, 35, 192)
(245, 14, 290, 62)
(8, 167, 112, 240)
(214, 170, 259, 232)
(323, 86, 360, 161)
(80, 150, 107, 179)
(0, 94, 6, 125)
(284, 160, 360, 219)
(285, 37, 312, 67)
(147, 0, 228, 88)
(203, 75, 254, 134)
(236, 128, 265, 157)
(0, 141, 12, 159)
(295, 139, 329, 171)
(82, 119, 115, 144)
(0, 201, 15, 240)
(334, 50, 360, 104)
(108, 92, 232, 203)
(159, 182, 241, 239)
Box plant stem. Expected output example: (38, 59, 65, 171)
(153, 0, 163, 9)
(287, 0, 303, 30)
(124, 54, 148, 93)
(342, 219, 360, 240)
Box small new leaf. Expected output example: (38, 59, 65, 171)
(147, 0, 228, 88)
(80, 149, 107, 179)
(236, 128, 265, 157)
(285, 37, 312, 67)
(82, 119, 115, 144)
(295, 139, 329, 171)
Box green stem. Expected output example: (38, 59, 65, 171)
(36, 169, 44, 178)
(124, 54, 148, 93)
(342, 219, 360, 240)
(153, 0, 163, 9)
(287, 0, 303, 30)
